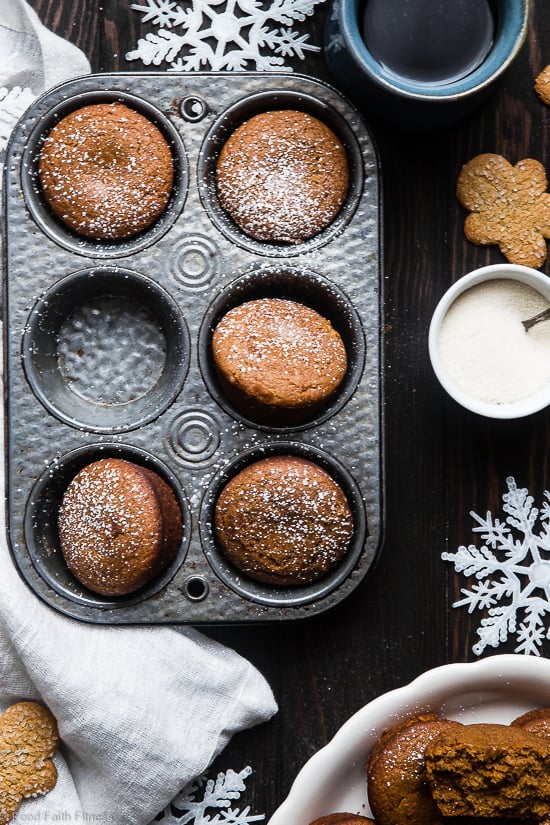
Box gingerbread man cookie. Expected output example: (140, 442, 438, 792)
(456, 152, 550, 268)
(0, 702, 59, 823)
(534, 65, 550, 105)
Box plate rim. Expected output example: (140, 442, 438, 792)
(268, 654, 550, 825)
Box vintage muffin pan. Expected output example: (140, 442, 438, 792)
(3, 72, 383, 623)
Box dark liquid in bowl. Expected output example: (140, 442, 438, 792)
(362, 0, 495, 86)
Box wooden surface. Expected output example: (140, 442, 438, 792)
(23, 0, 550, 819)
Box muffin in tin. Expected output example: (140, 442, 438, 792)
(38, 101, 174, 240)
(58, 457, 183, 596)
(214, 454, 354, 585)
(211, 296, 348, 425)
(215, 109, 350, 243)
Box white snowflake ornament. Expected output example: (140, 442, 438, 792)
(126, 0, 325, 71)
(442, 476, 550, 657)
(154, 767, 265, 825)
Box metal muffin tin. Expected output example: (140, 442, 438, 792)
(3, 72, 383, 624)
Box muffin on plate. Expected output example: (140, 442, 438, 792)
(366, 713, 463, 825)
(425, 722, 550, 819)
(308, 815, 375, 825)
(511, 706, 550, 739)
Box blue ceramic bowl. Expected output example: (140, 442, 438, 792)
(324, 0, 529, 129)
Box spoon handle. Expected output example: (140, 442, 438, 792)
(522, 307, 550, 331)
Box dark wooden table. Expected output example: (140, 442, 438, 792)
(23, 0, 550, 819)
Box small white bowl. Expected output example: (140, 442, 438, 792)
(269, 654, 550, 825)
(428, 264, 550, 419)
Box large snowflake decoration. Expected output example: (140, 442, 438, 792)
(154, 767, 266, 825)
(442, 476, 550, 657)
(126, 0, 325, 72)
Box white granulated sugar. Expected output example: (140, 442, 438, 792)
(439, 279, 550, 404)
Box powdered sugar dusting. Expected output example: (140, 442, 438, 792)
(215, 456, 354, 585)
(38, 102, 174, 240)
(212, 298, 348, 408)
(216, 110, 350, 243)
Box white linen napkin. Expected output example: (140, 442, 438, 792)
(0, 2, 278, 824)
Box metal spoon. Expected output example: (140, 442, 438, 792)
(522, 307, 550, 332)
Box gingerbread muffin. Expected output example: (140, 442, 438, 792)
(425, 722, 550, 819)
(38, 102, 174, 240)
(366, 713, 463, 825)
(511, 707, 550, 739)
(214, 455, 354, 585)
(309, 815, 375, 825)
(211, 298, 348, 423)
(58, 457, 183, 596)
(215, 110, 350, 243)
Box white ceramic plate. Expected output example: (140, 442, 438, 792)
(269, 654, 550, 825)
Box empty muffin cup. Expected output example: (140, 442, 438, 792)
(198, 265, 365, 430)
(198, 90, 363, 256)
(24, 444, 190, 609)
(199, 442, 367, 607)
(22, 90, 188, 258)
(22, 267, 190, 433)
